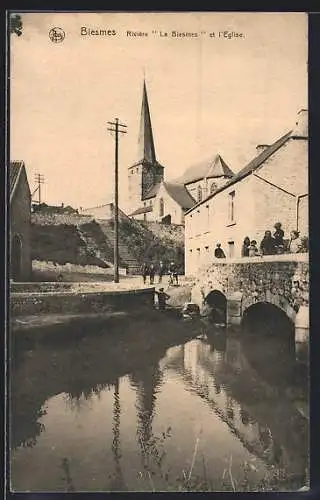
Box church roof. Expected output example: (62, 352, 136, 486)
(136, 80, 157, 165)
(185, 129, 294, 214)
(10, 161, 27, 201)
(129, 205, 153, 216)
(163, 182, 196, 210)
(179, 154, 234, 185)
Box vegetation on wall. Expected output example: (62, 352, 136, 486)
(31, 224, 108, 267)
(110, 219, 185, 272)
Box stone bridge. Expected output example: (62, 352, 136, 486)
(191, 254, 309, 354)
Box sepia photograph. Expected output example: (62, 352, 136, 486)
(8, 11, 309, 492)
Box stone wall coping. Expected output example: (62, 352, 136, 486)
(11, 288, 155, 298)
(204, 253, 309, 266)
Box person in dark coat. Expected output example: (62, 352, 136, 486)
(260, 231, 276, 255)
(155, 288, 170, 311)
(168, 261, 178, 285)
(158, 260, 165, 284)
(149, 263, 155, 285)
(141, 262, 149, 285)
(214, 243, 226, 258)
(241, 236, 251, 257)
(273, 222, 285, 253)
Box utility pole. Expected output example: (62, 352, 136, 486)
(34, 173, 45, 205)
(107, 118, 127, 283)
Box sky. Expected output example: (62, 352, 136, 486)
(10, 12, 307, 212)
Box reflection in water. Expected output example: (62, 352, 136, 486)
(10, 312, 308, 492)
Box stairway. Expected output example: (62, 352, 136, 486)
(97, 221, 141, 274)
(76, 225, 113, 267)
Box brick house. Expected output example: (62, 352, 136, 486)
(185, 109, 308, 275)
(10, 161, 32, 281)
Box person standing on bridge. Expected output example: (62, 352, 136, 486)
(214, 243, 226, 259)
(288, 230, 303, 253)
(260, 231, 276, 255)
(241, 236, 251, 257)
(273, 222, 285, 253)
(248, 240, 260, 257)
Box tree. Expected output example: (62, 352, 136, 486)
(10, 14, 23, 37)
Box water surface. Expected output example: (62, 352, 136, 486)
(10, 311, 308, 492)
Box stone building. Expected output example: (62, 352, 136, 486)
(10, 161, 32, 281)
(185, 109, 308, 275)
(128, 80, 233, 225)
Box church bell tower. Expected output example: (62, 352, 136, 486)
(128, 80, 164, 212)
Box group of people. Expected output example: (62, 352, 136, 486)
(242, 223, 306, 257)
(213, 222, 307, 259)
(141, 260, 179, 285)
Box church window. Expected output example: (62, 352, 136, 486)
(159, 198, 164, 217)
(136, 167, 139, 173)
(197, 185, 202, 202)
(228, 190, 235, 223)
(210, 182, 217, 194)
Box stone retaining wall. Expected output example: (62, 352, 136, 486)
(11, 289, 155, 316)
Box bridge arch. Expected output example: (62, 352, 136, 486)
(205, 289, 227, 324)
(242, 301, 295, 338)
(242, 294, 297, 325)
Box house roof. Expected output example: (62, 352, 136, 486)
(129, 205, 153, 216)
(163, 182, 196, 210)
(178, 154, 234, 185)
(10, 161, 26, 201)
(143, 182, 161, 200)
(185, 129, 295, 215)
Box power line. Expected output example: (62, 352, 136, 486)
(33, 173, 45, 205)
(107, 118, 127, 283)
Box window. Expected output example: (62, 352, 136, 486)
(144, 201, 146, 207)
(206, 205, 210, 230)
(159, 198, 164, 217)
(197, 185, 202, 202)
(136, 168, 139, 173)
(143, 213, 147, 221)
(228, 191, 235, 223)
(210, 182, 217, 194)
(228, 241, 235, 258)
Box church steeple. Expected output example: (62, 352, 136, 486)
(138, 80, 157, 164)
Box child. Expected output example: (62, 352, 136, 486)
(155, 288, 170, 311)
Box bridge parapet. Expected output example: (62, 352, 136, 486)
(190, 254, 309, 356)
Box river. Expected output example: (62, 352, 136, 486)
(10, 310, 309, 492)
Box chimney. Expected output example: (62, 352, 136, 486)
(292, 109, 308, 138)
(256, 144, 270, 153)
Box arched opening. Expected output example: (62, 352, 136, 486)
(242, 302, 294, 339)
(241, 302, 298, 388)
(205, 290, 227, 325)
(11, 234, 22, 281)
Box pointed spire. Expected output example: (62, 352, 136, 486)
(138, 80, 157, 164)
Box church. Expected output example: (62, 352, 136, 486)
(128, 81, 234, 225)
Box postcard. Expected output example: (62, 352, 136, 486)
(8, 11, 309, 492)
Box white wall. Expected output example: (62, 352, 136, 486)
(155, 183, 184, 224)
(185, 175, 256, 275)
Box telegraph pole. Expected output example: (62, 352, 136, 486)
(107, 118, 127, 283)
(34, 173, 45, 205)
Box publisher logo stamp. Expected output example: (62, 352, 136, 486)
(49, 27, 65, 43)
